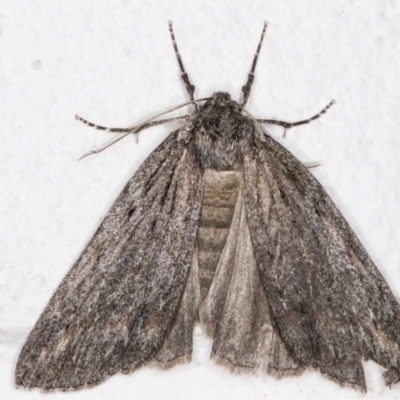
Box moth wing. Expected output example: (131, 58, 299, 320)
(243, 130, 400, 390)
(15, 131, 203, 390)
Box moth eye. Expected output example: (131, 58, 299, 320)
(203, 100, 213, 109)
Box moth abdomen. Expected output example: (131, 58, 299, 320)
(197, 169, 241, 300)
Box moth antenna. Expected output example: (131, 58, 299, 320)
(78, 132, 131, 161)
(168, 21, 197, 112)
(303, 161, 322, 169)
(241, 22, 268, 109)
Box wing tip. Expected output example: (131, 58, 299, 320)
(14, 375, 110, 393)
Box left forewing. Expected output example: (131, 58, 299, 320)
(15, 131, 203, 391)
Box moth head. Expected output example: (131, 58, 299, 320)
(203, 92, 240, 111)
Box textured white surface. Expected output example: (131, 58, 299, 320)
(1, 0, 400, 399)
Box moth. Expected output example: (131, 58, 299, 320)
(15, 22, 400, 392)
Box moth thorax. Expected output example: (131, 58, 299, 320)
(192, 107, 254, 170)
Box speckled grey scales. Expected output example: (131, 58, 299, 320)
(15, 132, 203, 389)
(15, 22, 400, 393)
(15, 98, 400, 391)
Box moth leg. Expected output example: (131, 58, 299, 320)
(241, 22, 268, 109)
(75, 115, 131, 133)
(75, 115, 188, 133)
(76, 116, 188, 160)
(168, 21, 197, 112)
(257, 100, 335, 138)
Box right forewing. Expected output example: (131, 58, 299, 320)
(243, 129, 400, 390)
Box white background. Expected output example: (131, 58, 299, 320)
(1, 0, 400, 399)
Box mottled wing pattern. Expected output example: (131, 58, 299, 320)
(15, 131, 203, 391)
(243, 129, 400, 391)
